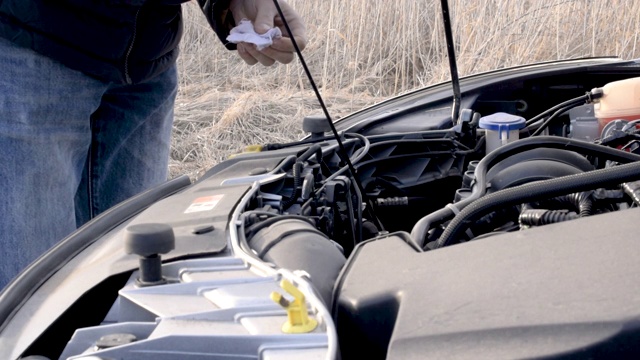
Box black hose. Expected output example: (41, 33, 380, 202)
(457, 135, 485, 155)
(519, 209, 579, 227)
(411, 136, 640, 246)
(315, 134, 371, 195)
(345, 133, 371, 165)
(272, 155, 297, 174)
(530, 104, 575, 136)
(281, 162, 303, 209)
(315, 147, 324, 164)
(352, 177, 364, 242)
(462, 137, 640, 208)
(240, 211, 283, 256)
(524, 94, 589, 126)
(563, 192, 593, 217)
(298, 144, 322, 162)
(537, 192, 593, 217)
(599, 130, 640, 148)
(436, 161, 640, 248)
(244, 213, 316, 240)
(263, 135, 336, 151)
(345, 185, 357, 248)
(411, 207, 454, 246)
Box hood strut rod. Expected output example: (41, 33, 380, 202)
(440, 0, 461, 125)
(271, 0, 384, 233)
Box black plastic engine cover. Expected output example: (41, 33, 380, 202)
(334, 209, 640, 359)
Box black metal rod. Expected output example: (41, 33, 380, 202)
(270, 0, 352, 169)
(440, 0, 461, 125)
(271, 0, 384, 230)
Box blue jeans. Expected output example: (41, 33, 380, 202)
(0, 38, 177, 289)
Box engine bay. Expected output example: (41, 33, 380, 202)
(233, 63, 640, 358)
(6, 59, 640, 359)
(250, 67, 640, 255)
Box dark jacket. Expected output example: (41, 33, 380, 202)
(0, 0, 235, 84)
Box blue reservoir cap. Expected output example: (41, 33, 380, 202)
(479, 112, 526, 131)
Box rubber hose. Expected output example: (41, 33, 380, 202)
(469, 137, 640, 208)
(546, 192, 593, 217)
(244, 213, 315, 240)
(567, 192, 593, 217)
(411, 137, 640, 246)
(435, 161, 640, 248)
(525, 94, 589, 126)
(272, 155, 297, 174)
(469, 137, 639, 211)
(316, 147, 323, 164)
(519, 209, 579, 227)
(299, 144, 322, 162)
(411, 207, 453, 246)
(282, 162, 303, 209)
(530, 104, 576, 136)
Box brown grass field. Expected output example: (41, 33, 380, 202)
(171, 0, 640, 178)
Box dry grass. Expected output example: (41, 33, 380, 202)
(171, 0, 640, 178)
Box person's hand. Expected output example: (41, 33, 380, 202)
(229, 0, 307, 66)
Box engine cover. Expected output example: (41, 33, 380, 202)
(335, 208, 640, 359)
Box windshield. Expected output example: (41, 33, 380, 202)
(173, 0, 640, 178)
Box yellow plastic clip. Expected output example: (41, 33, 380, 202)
(228, 144, 263, 159)
(270, 279, 318, 334)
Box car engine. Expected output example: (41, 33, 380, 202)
(6, 66, 640, 360)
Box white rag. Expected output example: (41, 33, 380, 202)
(226, 19, 282, 50)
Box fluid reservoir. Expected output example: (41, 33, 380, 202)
(594, 77, 640, 130)
(479, 112, 526, 154)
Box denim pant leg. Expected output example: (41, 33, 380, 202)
(74, 65, 178, 226)
(1, 36, 178, 289)
(0, 38, 108, 288)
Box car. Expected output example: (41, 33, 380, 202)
(3, 2, 640, 360)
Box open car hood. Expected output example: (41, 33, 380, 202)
(3, 57, 640, 359)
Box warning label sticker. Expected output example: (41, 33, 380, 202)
(184, 195, 224, 214)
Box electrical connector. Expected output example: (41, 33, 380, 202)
(588, 87, 604, 102)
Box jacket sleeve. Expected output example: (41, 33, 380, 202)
(196, 0, 237, 50)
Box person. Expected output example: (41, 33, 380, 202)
(0, 0, 307, 290)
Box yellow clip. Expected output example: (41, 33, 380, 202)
(270, 279, 318, 334)
(228, 144, 263, 159)
(244, 144, 263, 152)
